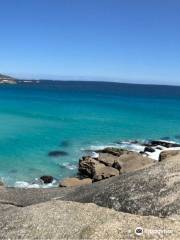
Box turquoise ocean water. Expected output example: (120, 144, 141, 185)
(0, 81, 180, 187)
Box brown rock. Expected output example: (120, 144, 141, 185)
(159, 150, 180, 161)
(118, 151, 155, 173)
(79, 157, 105, 177)
(93, 166, 119, 182)
(59, 177, 92, 187)
(79, 156, 120, 181)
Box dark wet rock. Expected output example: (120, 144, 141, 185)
(112, 160, 122, 171)
(97, 147, 127, 156)
(144, 146, 155, 153)
(48, 150, 68, 157)
(59, 177, 92, 187)
(159, 150, 180, 161)
(144, 140, 180, 148)
(60, 140, 70, 147)
(40, 176, 54, 184)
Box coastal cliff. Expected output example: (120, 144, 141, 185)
(0, 73, 17, 84)
(0, 149, 179, 239)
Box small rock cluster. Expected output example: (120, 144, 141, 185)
(59, 147, 154, 187)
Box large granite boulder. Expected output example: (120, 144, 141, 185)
(79, 149, 154, 182)
(159, 150, 180, 161)
(0, 200, 179, 239)
(59, 177, 92, 187)
(79, 156, 119, 181)
(0, 152, 179, 221)
(63, 153, 180, 219)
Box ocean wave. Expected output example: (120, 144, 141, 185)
(14, 179, 58, 188)
(59, 162, 77, 170)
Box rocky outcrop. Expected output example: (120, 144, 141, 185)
(0, 200, 179, 239)
(79, 156, 119, 181)
(59, 177, 92, 187)
(79, 149, 154, 182)
(63, 153, 180, 219)
(145, 140, 180, 148)
(159, 150, 180, 161)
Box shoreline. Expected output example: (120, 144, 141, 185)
(0, 148, 180, 238)
(1, 139, 180, 189)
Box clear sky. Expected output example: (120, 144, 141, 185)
(0, 0, 180, 85)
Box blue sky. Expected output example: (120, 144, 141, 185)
(0, 0, 180, 84)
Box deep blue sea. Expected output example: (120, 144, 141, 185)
(1, 81, 180, 187)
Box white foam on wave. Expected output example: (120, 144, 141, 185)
(61, 162, 77, 170)
(14, 179, 58, 188)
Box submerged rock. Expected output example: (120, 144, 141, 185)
(48, 150, 68, 157)
(40, 176, 54, 184)
(59, 177, 92, 187)
(60, 140, 70, 147)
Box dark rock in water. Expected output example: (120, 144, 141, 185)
(97, 147, 126, 156)
(145, 140, 180, 148)
(144, 146, 155, 153)
(161, 137, 170, 140)
(48, 150, 68, 157)
(9, 169, 18, 174)
(175, 135, 180, 140)
(40, 176, 54, 184)
(60, 140, 70, 147)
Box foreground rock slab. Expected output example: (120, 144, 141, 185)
(63, 153, 180, 219)
(0, 153, 179, 219)
(0, 200, 179, 240)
